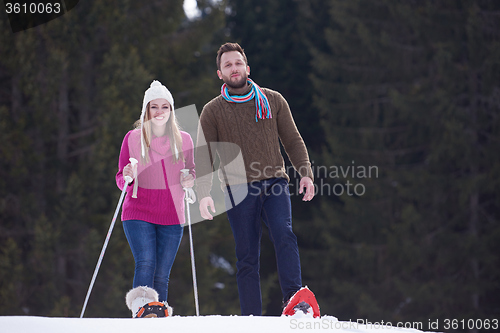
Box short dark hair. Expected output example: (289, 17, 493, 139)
(216, 42, 248, 70)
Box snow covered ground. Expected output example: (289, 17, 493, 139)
(0, 315, 437, 333)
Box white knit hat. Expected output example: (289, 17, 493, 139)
(140, 80, 175, 157)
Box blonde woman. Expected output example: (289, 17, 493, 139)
(116, 81, 195, 316)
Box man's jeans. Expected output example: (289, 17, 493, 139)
(123, 220, 183, 302)
(225, 178, 302, 315)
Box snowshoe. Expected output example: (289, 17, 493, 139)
(125, 286, 173, 318)
(136, 301, 171, 318)
(282, 286, 320, 318)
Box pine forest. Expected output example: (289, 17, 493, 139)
(0, 1, 499, 332)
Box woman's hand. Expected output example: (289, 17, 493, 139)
(123, 163, 136, 184)
(181, 173, 195, 188)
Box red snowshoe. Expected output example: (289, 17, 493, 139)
(126, 286, 173, 318)
(282, 286, 320, 318)
(136, 301, 171, 318)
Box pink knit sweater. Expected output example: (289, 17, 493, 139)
(116, 129, 195, 225)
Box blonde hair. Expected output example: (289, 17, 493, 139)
(134, 102, 184, 164)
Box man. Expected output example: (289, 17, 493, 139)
(195, 42, 317, 316)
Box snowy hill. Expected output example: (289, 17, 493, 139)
(0, 315, 437, 333)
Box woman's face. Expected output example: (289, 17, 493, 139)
(148, 98, 171, 128)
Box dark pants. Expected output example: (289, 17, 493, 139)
(225, 178, 302, 315)
(123, 220, 183, 302)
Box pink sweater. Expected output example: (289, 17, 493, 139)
(116, 129, 195, 225)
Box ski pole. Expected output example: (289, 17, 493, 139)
(80, 158, 138, 318)
(181, 169, 199, 317)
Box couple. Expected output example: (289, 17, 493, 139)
(116, 43, 317, 318)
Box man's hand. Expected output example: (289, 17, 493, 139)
(199, 196, 216, 220)
(299, 177, 315, 201)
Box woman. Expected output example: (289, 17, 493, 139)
(116, 80, 195, 317)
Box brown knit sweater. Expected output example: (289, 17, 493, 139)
(195, 84, 313, 200)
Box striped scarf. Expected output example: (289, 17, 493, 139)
(221, 78, 272, 122)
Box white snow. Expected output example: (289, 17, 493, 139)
(0, 315, 437, 333)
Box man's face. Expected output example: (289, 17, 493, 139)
(217, 51, 250, 89)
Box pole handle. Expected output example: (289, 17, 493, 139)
(181, 169, 196, 204)
(125, 158, 138, 184)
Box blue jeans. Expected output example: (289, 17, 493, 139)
(122, 220, 183, 302)
(225, 178, 302, 315)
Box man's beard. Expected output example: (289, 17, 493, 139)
(223, 72, 248, 89)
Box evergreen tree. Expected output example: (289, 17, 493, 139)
(0, 0, 228, 317)
(225, 0, 325, 150)
(310, 0, 500, 328)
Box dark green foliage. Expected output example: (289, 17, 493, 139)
(1, 0, 499, 328)
(0, 0, 229, 317)
(309, 0, 500, 329)
(226, 0, 326, 151)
